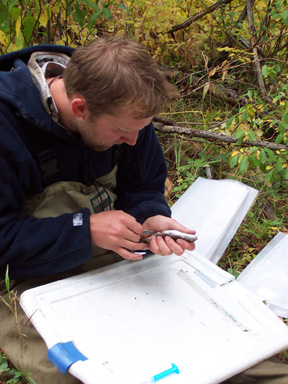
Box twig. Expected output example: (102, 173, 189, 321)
(246, 0, 266, 93)
(168, 0, 234, 34)
(154, 122, 288, 151)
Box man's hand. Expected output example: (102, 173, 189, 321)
(142, 215, 196, 256)
(89, 211, 149, 260)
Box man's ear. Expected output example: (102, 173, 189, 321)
(71, 96, 88, 118)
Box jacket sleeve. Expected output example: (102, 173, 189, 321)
(115, 122, 171, 223)
(0, 127, 93, 280)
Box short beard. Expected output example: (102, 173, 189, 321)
(75, 116, 112, 152)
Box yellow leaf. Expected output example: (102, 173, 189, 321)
(16, 16, 21, 37)
(217, 47, 234, 52)
(209, 67, 217, 77)
(38, 9, 48, 28)
(221, 68, 228, 81)
(0, 30, 8, 48)
(202, 83, 210, 100)
(52, 4, 61, 15)
(238, 154, 244, 163)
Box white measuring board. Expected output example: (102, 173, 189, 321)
(20, 251, 288, 384)
(238, 232, 288, 318)
(171, 177, 258, 264)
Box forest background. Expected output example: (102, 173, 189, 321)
(0, 0, 288, 382)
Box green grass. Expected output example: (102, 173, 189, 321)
(0, 351, 29, 384)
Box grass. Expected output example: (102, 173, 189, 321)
(0, 351, 28, 384)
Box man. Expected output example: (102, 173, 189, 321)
(0, 37, 196, 383)
(0, 37, 197, 280)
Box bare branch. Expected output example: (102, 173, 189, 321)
(246, 0, 266, 93)
(154, 122, 288, 151)
(168, 0, 234, 34)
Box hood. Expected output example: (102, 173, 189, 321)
(0, 44, 74, 70)
(0, 45, 74, 138)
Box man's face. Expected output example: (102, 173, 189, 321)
(75, 109, 153, 151)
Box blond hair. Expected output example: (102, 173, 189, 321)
(63, 36, 176, 118)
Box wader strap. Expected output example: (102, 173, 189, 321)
(30, 128, 61, 186)
(38, 147, 60, 185)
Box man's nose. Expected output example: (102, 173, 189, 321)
(121, 131, 139, 146)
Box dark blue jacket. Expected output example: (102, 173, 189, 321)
(0, 45, 171, 279)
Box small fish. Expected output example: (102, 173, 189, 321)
(141, 230, 197, 244)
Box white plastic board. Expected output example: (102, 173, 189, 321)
(171, 177, 258, 263)
(238, 232, 288, 318)
(20, 251, 288, 384)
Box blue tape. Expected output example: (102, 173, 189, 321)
(47, 341, 87, 374)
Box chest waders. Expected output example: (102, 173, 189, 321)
(21, 165, 118, 257)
